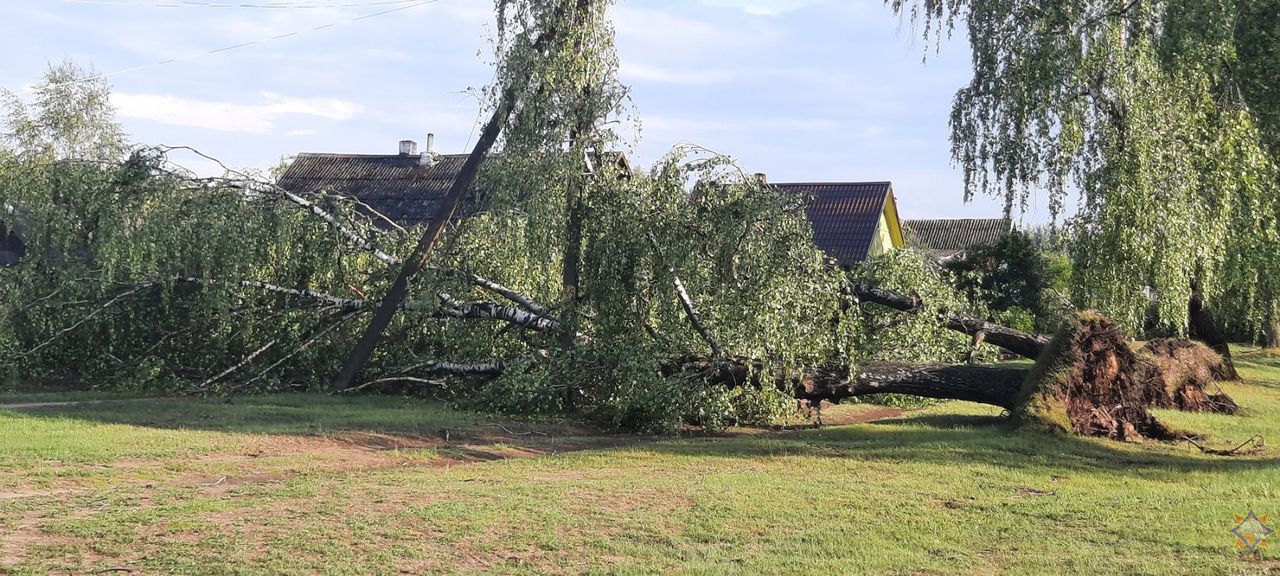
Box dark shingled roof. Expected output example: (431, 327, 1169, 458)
(903, 218, 1012, 259)
(277, 153, 476, 228)
(772, 182, 894, 265)
(278, 151, 631, 229)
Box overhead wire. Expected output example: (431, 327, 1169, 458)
(45, 0, 439, 88)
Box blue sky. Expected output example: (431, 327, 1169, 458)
(1, 0, 1051, 222)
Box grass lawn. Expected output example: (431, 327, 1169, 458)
(1, 352, 1278, 575)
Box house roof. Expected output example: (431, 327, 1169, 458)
(771, 181, 896, 265)
(277, 152, 475, 228)
(277, 150, 632, 229)
(902, 218, 1013, 259)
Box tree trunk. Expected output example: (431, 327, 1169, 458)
(687, 357, 1025, 410)
(790, 363, 1026, 409)
(1188, 291, 1240, 380)
(560, 174, 584, 351)
(847, 283, 1050, 359)
(330, 21, 573, 392)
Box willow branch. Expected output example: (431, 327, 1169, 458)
(18, 281, 161, 358)
(196, 339, 277, 390)
(648, 234, 725, 358)
(436, 293, 558, 331)
(162, 145, 403, 266)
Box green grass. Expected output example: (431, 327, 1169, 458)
(1, 359, 1279, 575)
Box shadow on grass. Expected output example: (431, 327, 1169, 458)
(641, 410, 1280, 480)
(0, 394, 487, 437)
(5, 392, 1278, 480)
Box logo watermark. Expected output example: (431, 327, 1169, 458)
(1230, 509, 1273, 552)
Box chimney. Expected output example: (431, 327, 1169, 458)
(754, 172, 768, 185)
(399, 140, 417, 155)
(420, 133, 440, 167)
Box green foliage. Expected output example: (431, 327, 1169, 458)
(847, 249, 980, 364)
(891, 0, 1280, 339)
(944, 231, 1071, 334)
(0, 65, 397, 391)
(1, 2, 1002, 433)
(0, 60, 128, 162)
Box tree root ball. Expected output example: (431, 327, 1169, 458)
(1014, 313, 1175, 441)
(1138, 339, 1238, 414)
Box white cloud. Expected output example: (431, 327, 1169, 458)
(700, 0, 830, 15)
(642, 114, 837, 134)
(612, 6, 773, 58)
(620, 62, 734, 84)
(284, 129, 320, 137)
(111, 92, 363, 134)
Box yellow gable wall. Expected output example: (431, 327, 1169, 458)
(868, 212, 895, 258)
(867, 190, 906, 258)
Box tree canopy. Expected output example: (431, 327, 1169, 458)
(891, 0, 1280, 343)
(0, 39, 978, 432)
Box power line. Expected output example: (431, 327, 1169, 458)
(46, 0, 439, 88)
(58, 0, 421, 9)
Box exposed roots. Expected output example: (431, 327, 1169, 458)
(1015, 313, 1175, 441)
(1138, 339, 1238, 414)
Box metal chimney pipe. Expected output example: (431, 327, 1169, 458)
(426, 133, 435, 153)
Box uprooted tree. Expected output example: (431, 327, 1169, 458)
(0, 1, 1245, 439)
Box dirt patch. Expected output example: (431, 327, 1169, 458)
(814, 405, 905, 426)
(0, 397, 177, 410)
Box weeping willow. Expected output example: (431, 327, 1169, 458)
(891, 0, 1280, 343)
(1, 3, 983, 432)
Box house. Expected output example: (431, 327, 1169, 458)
(277, 136, 630, 229)
(770, 181, 906, 267)
(902, 218, 1013, 260)
(278, 142, 906, 267)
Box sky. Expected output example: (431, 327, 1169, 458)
(0, 0, 1053, 223)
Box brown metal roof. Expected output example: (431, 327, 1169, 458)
(277, 153, 476, 227)
(772, 182, 893, 265)
(902, 218, 1012, 258)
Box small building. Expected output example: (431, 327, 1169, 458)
(771, 181, 906, 267)
(902, 218, 1013, 260)
(277, 137, 630, 229)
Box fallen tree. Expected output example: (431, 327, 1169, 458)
(680, 357, 1027, 410)
(650, 312, 1238, 441)
(0, 55, 1243, 440)
(847, 282, 1050, 360)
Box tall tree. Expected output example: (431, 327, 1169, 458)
(1, 60, 129, 161)
(889, 0, 1280, 343)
